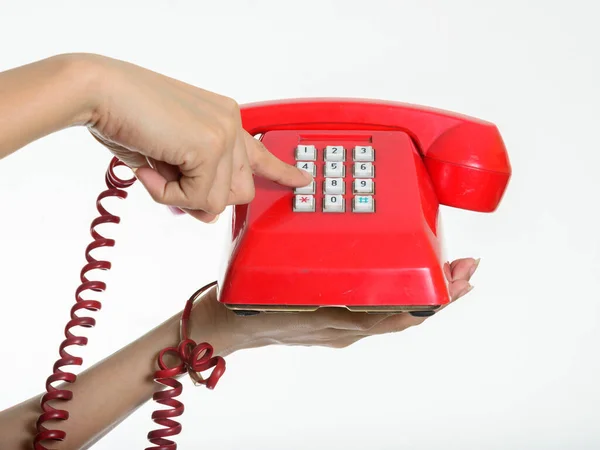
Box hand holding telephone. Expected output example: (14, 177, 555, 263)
(219, 98, 511, 316)
(34, 98, 510, 449)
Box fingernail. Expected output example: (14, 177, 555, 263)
(208, 215, 220, 224)
(168, 206, 185, 215)
(468, 258, 481, 278)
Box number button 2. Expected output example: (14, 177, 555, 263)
(324, 146, 345, 162)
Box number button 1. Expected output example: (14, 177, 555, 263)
(295, 145, 316, 161)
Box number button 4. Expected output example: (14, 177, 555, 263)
(296, 161, 316, 177)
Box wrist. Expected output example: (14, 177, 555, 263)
(47, 53, 107, 127)
(188, 287, 240, 357)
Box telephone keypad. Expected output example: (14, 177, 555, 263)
(296, 161, 316, 177)
(293, 142, 375, 214)
(324, 161, 345, 178)
(353, 162, 374, 178)
(295, 180, 316, 195)
(293, 195, 316, 212)
(353, 179, 374, 194)
(324, 146, 345, 162)
(353, 145, 374, 161)
(295, 145, 317, 161)
(323, 194, 345, 213)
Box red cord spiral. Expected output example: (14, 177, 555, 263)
(34, 157, 136, 449)
(146, 282, 226, 450)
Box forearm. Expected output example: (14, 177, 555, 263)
(0, 54, 99, 159)
(0, 292, 231, 450)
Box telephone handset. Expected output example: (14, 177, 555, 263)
(218, 98, 511, 316)
(33, 98, 510, 450)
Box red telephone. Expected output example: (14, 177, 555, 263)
(33, 98, 510, 450)
(218, 98, 511, 317)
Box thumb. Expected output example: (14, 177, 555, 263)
(135, 167, 191, 207)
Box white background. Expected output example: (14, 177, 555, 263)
(0, 0, 599, 449)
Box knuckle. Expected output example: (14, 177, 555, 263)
(239, 185, 255, 203)
(204, 126, 228, 153)
(205, 197, 227, 215)
(219, 95, 240, 115)
(149, 191, 167, 205)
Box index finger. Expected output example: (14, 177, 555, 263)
(244, 132, 313, 187)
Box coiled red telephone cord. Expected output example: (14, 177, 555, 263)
(33, 157, 226, 450)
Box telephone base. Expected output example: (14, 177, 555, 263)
(226, 304, 439, 315)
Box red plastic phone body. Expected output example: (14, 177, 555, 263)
(218, 98, 511, 313)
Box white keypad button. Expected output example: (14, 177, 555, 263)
(295, 181, 316, 195)
(293, 195, 315, 212)
(353, 146, 374, 161)
(324, 146, 345, 162)
(324, 161, 345, 177)
(324, 177, 345, 194)
(353, 179, 374, 194)
(323, 195, 345, 213)
(295, 145, 316, 161)
(296, 161, 316, 177)
(353, 162, 374, 178)
(352, 195, 375, 213)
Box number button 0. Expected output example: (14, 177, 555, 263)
(323, 194, 345, 213)
(324, 178, 345, 195)
(353, 179, 374, 194)
(353, 162, 374, 178)
(324, 146, 345, 162)
(324, 161, 345, 177)
(353, 146, 374, 161)
(296, 161, 316, 177)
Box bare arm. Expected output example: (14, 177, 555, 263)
(0, 54, 310, 222)
(0, 55, 97, 159)
(0, 288, 233, 450)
